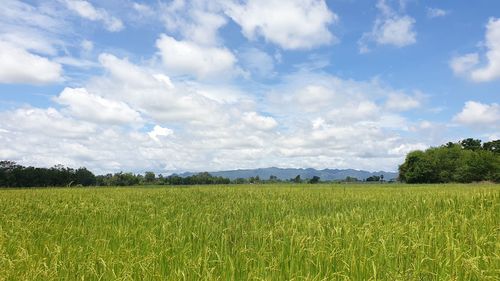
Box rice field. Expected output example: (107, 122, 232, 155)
(0, 184, 499, 280)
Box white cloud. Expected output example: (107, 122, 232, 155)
(0, 32, 59, 56)
(427, 8, 449, 18)
(450, 53, 479, 75)
(470, 18, 500, 82)
(0, 107, 95, 139)
(0, 0, 67, 55)
(359, 0, 416, 52)
(148, 125, 173, 142)
(161, 0, 227, 46)
(92, 53, 232, 126)
(242, 112, 278, 131)
(385, 93, 421, 111)
(388, 143, 428, 156)
(451, 18, 500, 82)
(453, 101, 500, 128)
(239, 48, 275, 77)
(133, 2, 153, 15)
(1, 1, 62, 31)
(54, 87, 143, 125)
(64, 0, 124, 32)
(260, 72, 429, 169)
(225, 0, 337, 49)
(0, 47, 432, 173)
(156, 34, 237, 79)
(81, 39, 93, 52)
(98, 53, 155, 87)
(328, 101, 380, 122)
(374, 16, 416, 47)
(0, 41, 62, 84)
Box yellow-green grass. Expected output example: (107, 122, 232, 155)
(0, 184, 499, 280)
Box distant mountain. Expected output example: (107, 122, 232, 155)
(178, 167, 398, 181)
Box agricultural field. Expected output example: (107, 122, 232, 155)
(0, 184, 498, 280)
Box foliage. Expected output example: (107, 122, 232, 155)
(366, 175, 381, 182)
(0, 161, 96, 187)
(483, 140, 500, 153)
(308, 175, 320, 184)
(1, 162, 330, 187)
(399, 139, 500, 183)
(344, 176, 359, 182)
(0, 184, 498, 280)
(293, 174, 301, 183)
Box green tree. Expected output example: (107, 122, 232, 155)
(308, 176, 320, 184)
(460, 138, 482, 151)
(144, 171, 156, 183)
(366, 175, 381, 182)
(293, 175, 301, 183)
(483, 140, 500, 153)
(398, 151, 437, 183)
(399, 139, 500, 183)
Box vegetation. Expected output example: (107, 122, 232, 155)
(0, 162, 232, 187)
(399, 139, 500, 183)
(0, 184, 498, 280)
(1, 162, 349, 187)
(96, 172, 231, 186)
(0, 161, 96, 187)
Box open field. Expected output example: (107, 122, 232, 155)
(0, 184, 499, 280)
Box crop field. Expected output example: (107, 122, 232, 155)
(0, 184, 499, 280)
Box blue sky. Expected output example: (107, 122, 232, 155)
(0, 0, 499, 174)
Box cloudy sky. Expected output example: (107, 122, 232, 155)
(1, 0, 499, 174)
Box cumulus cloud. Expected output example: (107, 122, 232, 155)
(453, 101, 500, 128)
(156, 34, 237, 79)
(0, 41, 62, 84)
(239, 47, 275, 78)
(133, 2, 153, 15)
(0, 111, 183, 173)
(160, 0, 227, 46)
(0, 107, 95, 139)
(64, 0, 124, 32)
(92, 53, 233, 127)
(0, 0, 65, 55)
(359, 0, 416, 53)
(450, 53, 479, 75)
(260, 72, 430, 168)
(242, 112, 278, 131)
(468, 18, 500, 82)
(0, 1, 70, 84)
(54, 87, 143, 125)
(451, 18, 500, 82)
(148, 125, 173, 142)
(225, 0, 337, 49)
(0, 65, 430, 173)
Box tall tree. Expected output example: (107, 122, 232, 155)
(460, 138, 482, 151)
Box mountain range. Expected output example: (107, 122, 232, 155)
(178, 167, 398, 181)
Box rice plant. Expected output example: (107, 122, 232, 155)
(0, 184, 498, 280)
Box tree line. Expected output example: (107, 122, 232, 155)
(0, 162, 233, 187)
(399, 139, 499, 183)
(0, 161, 96, 187)
(95, 172, 231, 186)
(0, 161, 328, 187)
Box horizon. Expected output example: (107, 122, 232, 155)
(1, 0, 499, 175)
(2, 160, 399, 176)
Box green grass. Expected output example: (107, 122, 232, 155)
(0, 184, 499, 280)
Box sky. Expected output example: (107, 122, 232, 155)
(0, 0, 499, 174)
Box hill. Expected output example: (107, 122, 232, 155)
(178, 167, 397, 181)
